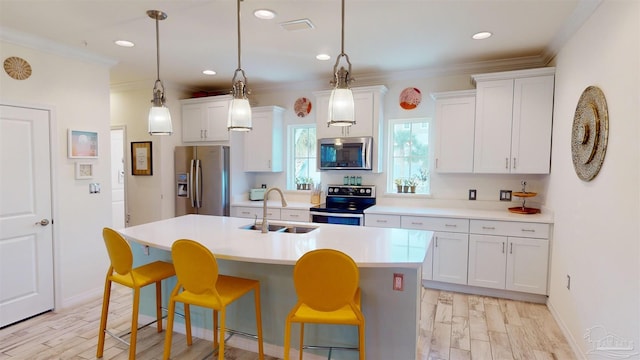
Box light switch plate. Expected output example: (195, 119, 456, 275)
(499, 190, 512, 201)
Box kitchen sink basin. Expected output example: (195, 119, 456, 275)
(239, 223, 318, 234)
(281, 226, 317, 234)
(239, 224, 287, 232)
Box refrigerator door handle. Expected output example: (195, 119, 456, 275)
(195, 159, 202, 208)
(189, 159, 196, 208)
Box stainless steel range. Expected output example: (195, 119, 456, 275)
(309, 185, 376, 226)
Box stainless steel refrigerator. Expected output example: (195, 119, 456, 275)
(175, 145, 230, 216)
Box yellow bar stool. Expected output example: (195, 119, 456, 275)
(163, 239, 264, 360)
(284, 249, 365, 360)
(97, 227, 176, 359)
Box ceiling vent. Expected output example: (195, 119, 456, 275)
(279, 18, 315, 31)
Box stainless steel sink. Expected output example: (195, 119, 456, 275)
(239, 223, 318, 234)
(281, 226, 317, 234)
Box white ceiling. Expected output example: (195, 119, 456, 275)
(0, 0, 599, 93)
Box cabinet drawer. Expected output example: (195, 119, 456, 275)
(401, 216, 469, 233)
(264, 208, 281, 219)
(470, 220, 549, 238)
(365, 214, 401, 228)
(233, 207, 261, 219)
(281, 209, 309, 222)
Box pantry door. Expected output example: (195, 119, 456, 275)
(0, 104, 54, 327)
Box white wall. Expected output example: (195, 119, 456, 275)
(0, 40, 113, 308)
(546, 0, 640, 357)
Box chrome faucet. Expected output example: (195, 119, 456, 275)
(262, 187, 287, 233)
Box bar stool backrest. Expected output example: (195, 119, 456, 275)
(293, 249, 359, 312)
(103, 227, 133, 276)
(171, 239, 223, 306)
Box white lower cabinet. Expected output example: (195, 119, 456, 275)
(432, 231, 469, 285)
(232, 206, 309, 223)
(469, 220, 549, 295)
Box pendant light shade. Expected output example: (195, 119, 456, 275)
(328, 0, 355, 127)
(147, 10, 172, 135)
(228, 0, 252, 131)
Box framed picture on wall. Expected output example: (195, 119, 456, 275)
(68, 129, 98, 158)
(131, 141, 153, 176)
(74, 162, 94, 179)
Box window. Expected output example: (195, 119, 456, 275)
(388, 118, 430, 194)
(289, 125, 319, 189)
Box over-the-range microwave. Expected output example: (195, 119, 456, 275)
(317, 136, 373, 170)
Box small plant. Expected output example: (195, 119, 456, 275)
(404, 177, 418, 186)
(394, 178, 404, 186)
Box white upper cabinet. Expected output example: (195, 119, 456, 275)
(313, 85, 387, 173)
(313, 85, 387, 139)
(243, 106, 284, 172)
(431, 90, 476, 173)
(472, 68, 555, 174)
(181, 95, 232, 143)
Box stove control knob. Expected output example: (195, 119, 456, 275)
(366, 189, 371, 194)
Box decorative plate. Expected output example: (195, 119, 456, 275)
(4, 56, 32, 80)
(571, 86, 609, 181)
(294, 97, 312, 117)
(399, 87, 421, 110)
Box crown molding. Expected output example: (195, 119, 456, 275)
(0, 26, 117, 68)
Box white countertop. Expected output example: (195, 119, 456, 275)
(118, 214, 431, 268)
(365, 205, 554, 223)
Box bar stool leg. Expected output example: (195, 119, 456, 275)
(162, 295, 177, 360)
(213, 309, 218, 348)
(217, 309, 227, 360)
(254, 286, 264, 359)
(129, 287, 141, 360)
(185, 303, 192, 345)
(155, 280, 163, 332)
(299, 323, 305, 360)
(96, 277, 112, 358)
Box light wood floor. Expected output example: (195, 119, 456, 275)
(0, 285, 575, 359)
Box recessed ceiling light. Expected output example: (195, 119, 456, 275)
(472, 31, 492, 40)
(254, 9, 276, 20)
(316, 54, 331, 61)
(114, 40, 135, 47)
(202, 70, 216, 75)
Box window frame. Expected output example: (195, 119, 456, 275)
(386, 117, 432, 196)
(287, 124, 318, 190)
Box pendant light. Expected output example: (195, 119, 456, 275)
(328, 0, 355, 127)
(227, 0, 252, 131)
(147, 10, 173, 135)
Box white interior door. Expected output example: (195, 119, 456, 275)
(0, 104, 54, 327)
(110, 127, 126, 229)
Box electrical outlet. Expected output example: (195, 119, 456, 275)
(499, 190, 512, 201)
(567, 275, 571, 290)
(143, 245, 150, 256)
(393, 273, 404, 291)
(468, 189, 477, 200)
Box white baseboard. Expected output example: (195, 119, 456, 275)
(139, 314, 326, 360)
(546, 300, 586, 360)
(57, 287, 103, 310)
(422, 280, 548, 303)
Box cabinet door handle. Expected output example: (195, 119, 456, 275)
(435, 158, 439, 169)
(505, 158, 509, 169)
(445, 224, 456, 227)
(289, 214, 299, 218)
(502, 242, 505, 253)
(204, 129, 208, 138)
(435, 237, 438, 247)
(510, 243, 513, 254)
(412, 222, 423, 225)
(377, 219, 388, 223)
(241, 211, 251, 215)
(521, 229, 535, 232)
(482, 226, 495, 230)
(200, 129, 204, 138)
(513, 157, 517, 169)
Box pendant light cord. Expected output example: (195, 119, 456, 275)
(340, 0, 345, 55)
(155, 16, 161, 82)
(236, 0, 242, 70)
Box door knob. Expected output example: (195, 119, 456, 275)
(36, 219, 50, 226)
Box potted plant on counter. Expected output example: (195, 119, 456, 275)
(295, 177, 305, 190)
(405, 177, 418, 193)
(394, 178, 404, 193)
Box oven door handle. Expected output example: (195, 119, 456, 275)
(309, 211, 364, 219)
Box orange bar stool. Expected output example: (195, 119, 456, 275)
(284, 249, 365, 360)
(163, 239, 264, 360)
(97, 227, 176, 360)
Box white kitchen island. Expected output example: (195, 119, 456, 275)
(117, 214, 432, 360)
